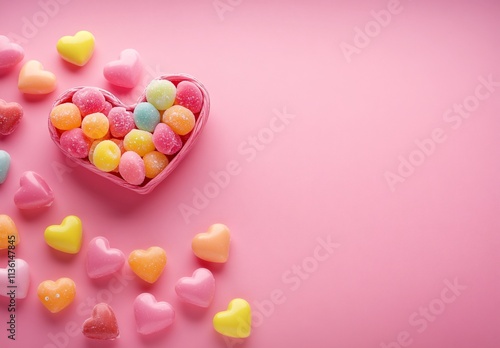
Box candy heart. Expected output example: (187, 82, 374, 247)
(0, 259, 30, 299)
(48, 74, 210, 194)
(128, 246, 167, 283)
(14, 171, 54, 210)
(18, 60, 56, 94)
(0, 35, 24, 71)
(103, 48, 143, 88)
(213, 298, 251, 338)
(86, 236, 125, 278)
(134, 293, 175, 335)
(175, 268, 215, 307)
(56, 30, 95, 66)
(82, 303, 119, 340)
(192, 223, 231, 263)
(0, 215, 20, 250)
(0, 150, 11, 184)
(37, 277, 76, 313)
(0, 99, 23, 136)
(44, 215, 82, 254)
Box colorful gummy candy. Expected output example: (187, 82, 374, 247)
(0, 214, 19, 249)
(14, 171, 54, 210)
(82, 303, 119, 340)
(0, 150, 11, 184)
(44, 215, 83, 254)
(0, 99, 23, 136)
(128, 246, 167, 284)
(134, 293, 175, 335)
(37, 277, 76, 313)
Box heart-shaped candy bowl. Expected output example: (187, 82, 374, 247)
(48, 74, 209, 194)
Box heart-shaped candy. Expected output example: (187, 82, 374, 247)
(0, 35, 24, 71)
(48, 75, 210, 194)
(134, 293, 175, 335)
(192, 223, 231, 263)
(128, 246, 167, 283)
(0, 150, 11, 184)
(0, 215, 19, 250)
(14, 171, 54, 210)
(175, 268, 215, 307)
(0, 99, 23, 136)
(37, 277, 76, 313)
(18, 60, 56, 94)
(103, 48, 143, 88)
(82, 303, 119, 340)
(44, 215, 82, 254)
(213, 298, 252, 338)
(0, 258, 30, 299)
(56, 30, 95, 66)
(86, 236, 125, 278)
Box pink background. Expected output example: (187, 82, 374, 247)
(1, 0, 500, 347)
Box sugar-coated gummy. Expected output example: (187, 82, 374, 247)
(152, 123, 182, 155)
(81, 112, 109, 139)
(174, 81, 203, 114)
(108, 107, 135, 138)
(162, 105, 195, 136)
(146, 80, 176, 110)
(143, 151, 168, 179)
(93, 140, 121, 172)
(119, 151, 145, 185)
(123, 129, 155, 157)
(50, 103, 82, 131)
(60, 128, 91, 158)
(133, 102, 160, 132)
(72, 87, 105, 116)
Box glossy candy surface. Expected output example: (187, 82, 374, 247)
(44, 215, 83, 254)
(128, 246, 167, 284)
(82, 303, 119, 340)
(175, 268, 215, 307)
(213, 298, 252, 338)
(14, 171, 54, 210)
(0, 99, 23, 135)
(103, 48, 142, 88)
(56, 30, 95, 66)
(134, 293, 175, 335)
(192, 223, 231, 263)
(18, 60, 56, 94)
(37, 277, 76, 313)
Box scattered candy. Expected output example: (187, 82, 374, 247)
(60, 128, 92, 158)
(162, 105, 195, 136)
(37, 277, 76, 313)
(82, 303, 119, 340)
(146, 79, 176, 110)
(81, 112, 109, 139)
(72, 87, 105, 116)
(18, 60, 56, 94)
(153, 123, 182, 155)
(143, 151, 168, 179)
(107, 107, 135, 137)
(134, 293, 175, 335)
(0, 99, 23, 135)
(128, 246, 167, 284)
(134, 102, 160, 132)
(49, 102, 81, 131)
(0, 35, 24, 71)
(44, 215, 82, 254)
(86, 237, 125, 279)
(14, 171, 54, 210)
(123, 129, 155, 157)
(56, 30, 95, 66)
(0, 214, 20, 249)
(103, 48, 143, 88)
(175, 268, 215, 308)
(119, 151, 145, 185)
(0, 259, 29, 299)
(0, 150, 11, 184)
(213, 298, 251, 338)
(93, 140, 121, 172)
(174, 80, 203, 114)
(192, 223, 230, 263)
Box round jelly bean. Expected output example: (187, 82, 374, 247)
(37, 277, 76, 313)
(123, 129, 155, 157)
(0, 99, 23, 135)
(60, 128, 91, 158)
(93, 140, 121, 172)
(152, 123, 182, 155)
(107, 107, 135, 138)
(143, 151, 168, 179)
(119, 151, 145, 185)
(50, 103, 81, 131)
(81, 112, 109, 139)
(72, 87, 105, 116)
(146, 80, 176, 110)
(174, 81, 203, 114)
(134, 102, 160, 132)
(162, 105, 195, 135)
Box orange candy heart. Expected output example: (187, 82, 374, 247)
(128, 246, 167, 284)
(0, 214, 19, 250)
(18, 60, 56, 94)
(37, 277, 76, 313)
(191, 223, 230, 263)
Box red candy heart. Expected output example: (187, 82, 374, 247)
(82, 303, 119, 340)
(0, 99, 23, 136)
(48, 74, 209, 194)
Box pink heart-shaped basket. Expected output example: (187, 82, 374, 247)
(48, 74, 210, 194)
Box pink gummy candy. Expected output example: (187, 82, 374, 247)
(152, 123, 182, 155)
(119, 151, 145, 185)
(134, 293, 174, 335)
(107, 107, 135, 138)
(0, 35, 24, 71)
(14, 171, 54, 210)
(175, 268, 215, 307)
(103, 49, 143, 89)
(72, 87, 105, 116)
(86, 237, 126, 279)
(174, 81, 203, 114)
(60, 128, 92, 158)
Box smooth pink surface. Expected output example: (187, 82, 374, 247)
(0, 258, 29, 299)
(13, 171, 54, 209)
(0, 35, 24, 71)
(134, 293, 175, 335)
(86, 236, 125, 279)
(103, 48, 142, 89)
(1, 0, 500, 347)
(175, 268, 216, 308)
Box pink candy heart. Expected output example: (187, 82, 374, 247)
(103, 49, 143, 88)
(14, 171, 54, 210)
(175, 268, 215, 308)
(0, 35, 24, 72)
(134, 293, 175, 335)
(0, 259, 30, 299)
(0, 99, 23, 136)
(86, 237, 125, 279)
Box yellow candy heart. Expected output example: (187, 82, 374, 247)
(44, 215, 82, 254)
(213, 298, 251, 338)
(56, 30, 95, 66)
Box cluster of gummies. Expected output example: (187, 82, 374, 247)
(50, 79, 203, 185)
